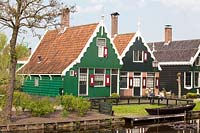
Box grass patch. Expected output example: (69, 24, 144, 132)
(113, 104, 164, 116)
(193, 101, 200, 111)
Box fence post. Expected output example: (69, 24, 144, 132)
(175, 99, 178, 105)
(166, 99, 169, 106)
(138, 97, 140, 104)
(128, 98, 130, 104)
(158, 98, 160, 105)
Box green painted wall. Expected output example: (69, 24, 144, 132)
(121, 37, 158, 72)
(22, 75, 63, 96)
(64, 26, 121, 97)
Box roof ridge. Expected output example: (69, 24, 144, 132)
(149, 38, 200, 44)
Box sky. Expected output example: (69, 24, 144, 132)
(2, 0, 200, 50)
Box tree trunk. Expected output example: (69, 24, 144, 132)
(2, 27, 19, 123)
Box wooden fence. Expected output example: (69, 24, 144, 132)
(89, 97, 193, 110)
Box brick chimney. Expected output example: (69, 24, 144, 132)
(164, 25, 172, 43)
(61, 8, 70, 29)
(111, 12, 120, 38)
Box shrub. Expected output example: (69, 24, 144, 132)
(108, 93, 120, 103)
(13, 91, 31, 111)
(56, 95, 75, 111)
(186, 93, 198, 99)
(57, 95, 91, 117)
(72, 97, 91, 116)
(28, 97, 54, 117)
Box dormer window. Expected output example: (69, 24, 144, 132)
(37, 56, 42, 63)
(133, 50, 143, 62)
(97, 38, 106, 57)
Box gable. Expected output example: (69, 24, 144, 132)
(121, 36, 157, 71)
(75, 26, 122, 69)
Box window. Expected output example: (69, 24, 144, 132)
(94, 69, 105, 86)
(79, 68, 87, 95)
(195, 56, 200, 66)
(133, 50, 143, 62)
(194, 72, 200, 87)
(97, 38, 106, 57)
(120, 72, 128, 88)
(184, 72, 192, 89)
(133, 73, 141, 87)
(146, 73, 155, 88)
(34, 77, 39, 87)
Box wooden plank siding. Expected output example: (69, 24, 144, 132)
(22, 75, 63, 96)
(160, 65, 191, 95)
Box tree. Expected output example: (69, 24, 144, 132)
(0, 33, 29, 94)
(0, 0, 73, 123)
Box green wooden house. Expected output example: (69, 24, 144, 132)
(18, 15, 122, 97)
(114, 30, 161, 97)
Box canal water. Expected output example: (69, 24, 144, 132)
(13, 119, 200, 133)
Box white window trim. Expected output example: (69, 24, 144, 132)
(78, 68, 88, 96)
(133, 50, 144, 63)
(34, 77, 39, 87)
(133, 72, 141, 88)
(146, 72, 155, 89)
(97, 38, 106, 58)
(120, 71, 128, 89)
(184, 72, 193, 90)
(194, 71, 200, 88)
(94, 69, 105, 87)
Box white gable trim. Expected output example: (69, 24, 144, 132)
(190, 44, 200, 65)
(120, 30, 162, 71)
(17, 60, 28, 64)
(61, 21, 122, 76)
(159, 61, 191, 66)
(17, 30, 49, 73)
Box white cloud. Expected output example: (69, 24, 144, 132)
(154, 0, 200, 12)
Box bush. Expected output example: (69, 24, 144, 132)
(13, 91, 31, 111)
(27, 97, 54, 117)
(108, 93, 120, 103)
(57, 95, 91, 117)
(186, 93, 198, 99)
(56, 95, 75, 111)
(72, 97, 91, 116)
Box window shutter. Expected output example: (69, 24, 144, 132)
(144, 52, 147, 62)
(104, 46, 108, 58)
(90, 74, 94, 87)
(155, 77, 159, 88)
(142, 77, 146, 88)
(105, 74, 110, 86)
(129, 77, 133, 88)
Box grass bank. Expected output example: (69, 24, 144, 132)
(113, 102, 200, 116)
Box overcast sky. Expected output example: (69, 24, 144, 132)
(2, 0, 200, 50)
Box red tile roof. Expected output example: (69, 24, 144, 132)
(19, 23, 98, 74)
(113, 33, 135, 55)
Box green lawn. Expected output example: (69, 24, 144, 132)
(113, 102, 200, 116)
(113, 104, 163, 116)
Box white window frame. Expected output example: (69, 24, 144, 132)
(184, 72, 193, 89)
(120, 71, 128, 89)
(97, 38, 106, 58)
(34, 77, 39, 87)
(94, 69, 105, 87)
(133, 72, 141, 87)
(133, 50, 143, 63)
(194, 72, 200, 88)
(78, 68, 88, 96)
(146, 72, 155, 89)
